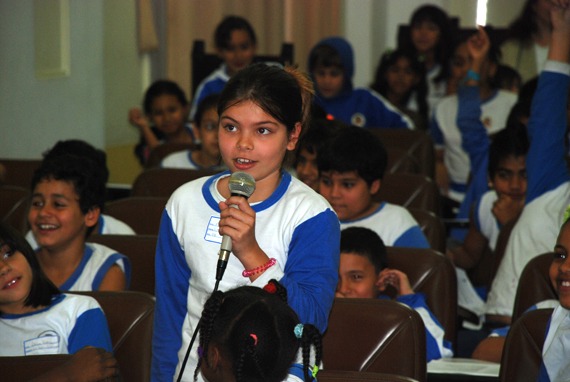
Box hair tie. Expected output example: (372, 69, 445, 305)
(249, 333, 258, 346)
(311, 365, 320, 378)
(197, 346, 204, 358)
(294, 324, 304, 339)
(563, 204, 570, 224)
(263, 282, 277, 294)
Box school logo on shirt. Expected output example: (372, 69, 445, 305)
(351, 113, 366, 127)
(24, 330, 60, 355)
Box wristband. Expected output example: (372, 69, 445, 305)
(464, 69, 481, 83)
(242, 258, 277, 277)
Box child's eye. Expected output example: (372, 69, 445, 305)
(223, 124, 237, 132)
(31, 199, 44, 208)
(320, 178, 332, 187)
(350, 274, 362, 281)
(0, 245, 13, 261)
(257, 127, 270, 135)
(554, 251, 567, 260)
(342, 182, 355, 189)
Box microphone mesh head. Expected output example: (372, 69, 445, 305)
(228, 172, 256, 198)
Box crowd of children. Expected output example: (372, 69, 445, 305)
(3, 1, 570, 381)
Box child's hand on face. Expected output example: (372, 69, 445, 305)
(128, 107, 149, 130)
(218, 195, 259, 262)
(377, 268, 415, 297)
(550, 0, 570, 32)
(492, 193, 525, 225)
(467, 26, 490, 67)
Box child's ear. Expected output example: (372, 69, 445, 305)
(369, 179, 381, 195)
(84, 206, 101, 228)
(206, 344, 222, 370)
(286, 122, 302, 151)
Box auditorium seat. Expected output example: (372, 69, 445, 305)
(104, 196, 167, 235)
(375, 173, 441, 216)
(131, 167, 221, 197)
(0, 158, 41, 188)
(408, 208, 446, 253)
(1, 185, 30, 233)
(318, 370, 419, 382)
(323, 298, 427, 382)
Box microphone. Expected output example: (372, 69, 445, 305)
(216, 171, 256, 281)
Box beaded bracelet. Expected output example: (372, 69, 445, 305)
(242, 258, 277, 277)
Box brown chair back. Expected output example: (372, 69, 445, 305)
(322, 298, 427, 382)
(88, 234, 157, 295)
(0, 291, 155, 382)
(386, 148, 420, 175)
(369, 129, 435, 179)
(131, 167, 221, 197)
(104, 196, 167, 235)
(499, 308, 553, 382)
(386, 247, 457, 345)
(375, 173, 441, 216)
(318, 370, 419, 382)
(408, 208, 446, 253)
(0, 158, 42, 188)
(145, 142, 197, 169)
(1, 185, 30, 233)
(512, 252, 557, 322)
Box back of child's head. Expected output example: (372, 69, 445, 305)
(143, 80, 188, 115)
(218, 63, 314, 133)
(43, 140, 109, 184)
(506, 77, 538, 127)
(488, 124, 529, 179)
(214, 15, 257, 50)
(317, 125, 388, 185)
(194, 93, 220, 128)
(340, 227, 387, 273)
(295, 117, 344, 161)
(492, 64, 522, 93)
(308, 37, 353, 78)
(195, 280, 322, 382)
(31, 154, 106, 216)
(0, 223, 60, 311)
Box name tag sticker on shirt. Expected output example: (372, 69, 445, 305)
(24, 330, 60, 355)
(205, 216, 223, 244)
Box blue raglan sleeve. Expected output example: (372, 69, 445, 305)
(279, 209, 340, 333)
(397, 293, 453, 361)
(92, 253, 132, 291)
(68, 307, 113, 353)
(393, 226, 430, 249)
(525, 67, 570, 204)
(367, 90, 414, 129)
(151, 210, 192, 382)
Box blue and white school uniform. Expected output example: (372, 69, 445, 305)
(151, 171, 340, 382)
(26, 214, 135, 249)
(0, 294, 112, 356)
(486, 61, 570, 317)
(380, 293, 454, 362)
(538, 305, 570, 382)
(160, 150, 226, 172)
(189, 64, 229, 121)
(430, 90, 517, 202)
(61, 242, 131, 292)
(340, 202, 430, 248)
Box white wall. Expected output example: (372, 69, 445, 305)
(0, 0, 105, 159)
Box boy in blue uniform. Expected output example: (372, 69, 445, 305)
(308, 37, 414, 129)
(317, 125, 429, 248)
(336, 227, 453, 361)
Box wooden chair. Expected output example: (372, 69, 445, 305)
(104, 196, 167, 235)
(131, 167, 221, 197)
(386, 148, 420, 175)
(369, 129, 435, 179)
(318, 370, 419, 382)
(0, 291, 155, 382)
(386, 247, 457, 346)
(323, 298, 427, 382)
(191, 40, 294, 96)
(499, 308, 553, 382)
(408, 208, 446, 253)
(1, 185, 30, 233)
(88, 234, 157, 296)
(0, 158, 42, 188)
(511, 252, 557, 322)
(375, 173, 441, 216)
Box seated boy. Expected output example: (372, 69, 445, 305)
(25, 139, 135, 247)
(308, 36, 414, 129)
(28, 154, 131, 291)
(317, 125, 430, 248)
(336, 226, 453, 361)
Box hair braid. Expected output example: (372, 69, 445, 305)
(300, 324, 323, 381)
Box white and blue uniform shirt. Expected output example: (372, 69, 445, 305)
(340, 202, 430, 249)
(189, 64, 229, 121)
(0, 294, 112, 356)
(151, 171, 340, 382)
(486, 62, 570, 317)
(538, 305, 570, 382)
(475, 191, 501, 252)
(430, 90, 517, 202)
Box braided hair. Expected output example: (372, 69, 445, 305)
(194, 279, 322, 382)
